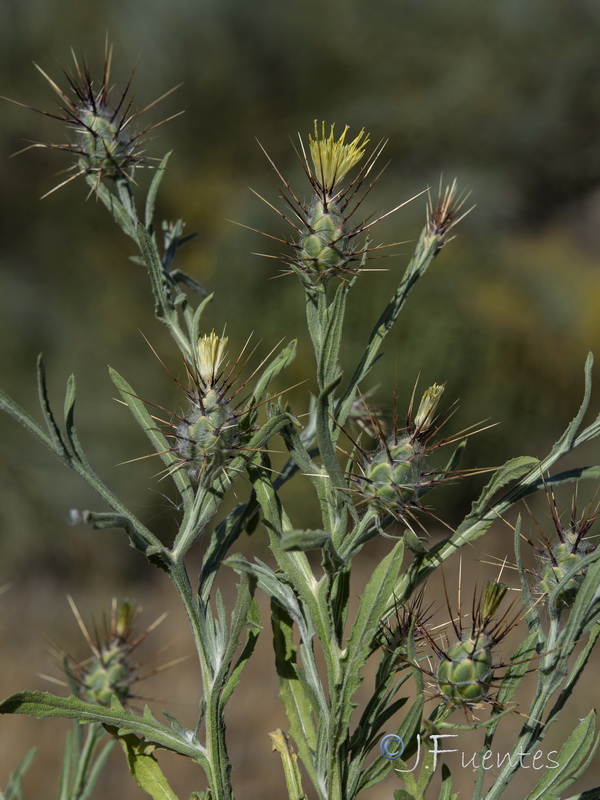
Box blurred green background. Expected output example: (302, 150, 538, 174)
(1, 1, 600, 798)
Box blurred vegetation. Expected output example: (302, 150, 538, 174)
(2, 1, 600, 566)
(1, 2, 600, 795)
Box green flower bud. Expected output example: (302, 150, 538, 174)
(436, 633, 494, 705)
(299, 198, 355, 277)
(361, 436, 423, 513)
(176, 387, 240, 481)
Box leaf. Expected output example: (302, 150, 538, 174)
(0, 692, 206, 762)
(465, 456, 540, 520)
(563, 789, 600, 800)
(269, 728, 308, 800)
(319, 282, 349, 388)
(393, 791, 417, 800)
(221, 594, 261, 706)
(551, 352, 594, 454)
(523, 712, 599, 800)
(225, 555, 309, 639)
(245, 339, 297, 413)
(36, 354, 67, 456)
(109, 367, 193, 505)
(137, 223, 169, 319)
(116, 731, 180, 800)
(0, 386, 57, 455)
(280, 529, 330, 552)
(3, 747, 36, 800)
(340, 540, 405, 752)
(188, 292, 214, 346)
(145, 152, 171, 228)
(86, 176, 137, 238)
(271, 604, 318, 756)
(438, 762, 454, 800)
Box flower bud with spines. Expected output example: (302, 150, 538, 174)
(253, 121, 403, 285)
(10, 46, 180, 196)
(174, 332, 242, 483)
(534, 490, 599, 609)
(58, 598, 166, 709)
(427, 580, 517, 711)
(352, 384, 448, 526)
(436, 632, 494, 705)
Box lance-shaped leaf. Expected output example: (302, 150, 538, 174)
(271, 605, 319, 792)
(109, 366, 194, 505)
(523, 712, 599, 800)
(115, 731, 180, 800)
(0, 692, 207, 764)
(145, 152, 171, 228)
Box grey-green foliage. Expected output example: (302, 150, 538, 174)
(1, 62, 600, 800)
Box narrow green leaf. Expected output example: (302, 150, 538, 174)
(116, 732, 180, 800)
(280, 529, 330, 552)
(221, 596, 261, 706)
(62, 373, 90, 465)
(137, 223, 168, 319)
(188, 292, 214, 347)
(37, 354, 67, 456)
(77, 737, 116, 800)
(214, 575, 258, 697)
(523, 713, 598, 800)
(336, 227, 439, 430)
(225, 555, 309, 639)
(550, 352, 594, 455)
(466, 456, 540, 520)
(271, 604, 319, 791)
(245, 339, 297, 412)
(0, 387, 57, 454)
(340, 540, 405, 749)
(319, 282, 348, 388)
(86, 176, 137, 238)
(563, 789, 600, 800)
(145, 152, 171, 228)
(4, 747, 36, 800)
(109, 367, 193, 505)
(269, 729, 308, 800)
(439, 763, 454, 800)
(56, 730, 72, 800)
(0, 692, 206, 761)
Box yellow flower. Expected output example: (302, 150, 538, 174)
(197, 331, 228, 387)
(308, 122, 369, 193)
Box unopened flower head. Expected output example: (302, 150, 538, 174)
(9, 46, 180, 196)
(532, 488, 600, 610)
(308, 121, 370, 195)
(425, 580, 521, 711)
(55, 597, 167, 708)
(413, 383, 445, 435)
(197, 331, 228, 388)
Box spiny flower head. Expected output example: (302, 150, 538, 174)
(172, 332, 246, 483)
(250, 121, 418, 286)
(425, 579, 520, 711)
(531, 488, 600, 610)
(348, 383, 453, 530)
(308, 121, 370, 196)
(55, 597, 166, 707)
(376, 589, 432, 666)
(435, 581, 509, 707)
(426, 179, 472, 254)
(9, 45, 179, 196)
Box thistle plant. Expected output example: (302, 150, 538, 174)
(3, 51, 600, 800)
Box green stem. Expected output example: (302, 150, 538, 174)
(170, 563, 233, 800)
